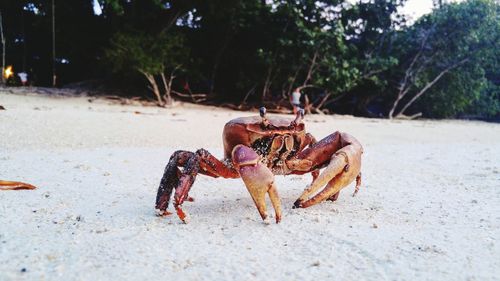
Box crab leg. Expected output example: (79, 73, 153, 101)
(305, 133, 320, 183)
(232, 145, 282, 223)
(194, 149, 239, 179)
(353, 172, 362, 197)
(155, 149, 239, 223)
(156, 150, 195, 216)
(172, 155, 200, 222)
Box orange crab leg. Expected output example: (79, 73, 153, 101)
(353, 172, 362, 197)
(0, 180, 37, 190)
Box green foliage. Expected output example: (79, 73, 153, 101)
(389, 0, 500, 118)
(469, 82, 500, 118)
(105, 30, 186, 75)
(418, 66, 486, 118)
(3, 0, 499, 119)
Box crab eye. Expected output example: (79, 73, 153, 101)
(259, 107, 267, 117)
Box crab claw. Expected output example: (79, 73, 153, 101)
(232, 145, 282, 223)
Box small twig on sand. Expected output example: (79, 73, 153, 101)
(394, 112, 423, 120)
(171, 90, 207, 103)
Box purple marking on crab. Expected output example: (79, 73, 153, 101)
(232, 145, 260, 167)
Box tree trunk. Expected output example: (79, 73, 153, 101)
(239, 85, 256, 108)
(304, 94, 312, 115)
(261, 65, 273, 102)
(0, 11, 5, 85)
(286, 67, 302, 98)
(51, 0, 56, 87)
(394, 58, 468, 117)
(303, 50, 319, 86)
(388, 99, 399, 119)
(210, 32, 231, 96)
(315, 92, 332, 111)
(389, 29, 433, 119)
(160, 71, 174, 106)
(139, 70, 163, 106)
(388, 87, 410, 119)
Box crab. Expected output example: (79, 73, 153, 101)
(155, 107, 363, 223)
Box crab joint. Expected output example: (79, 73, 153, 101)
(232, 145, 282, 223)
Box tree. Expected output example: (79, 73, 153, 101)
(51, 0, 55, 86)
(105, 30, 187, 105)
(0, 11, 5, 84)
(2, 0, 498, 119)
(388, 0, 500, 119)
(102, 0, 196, 105)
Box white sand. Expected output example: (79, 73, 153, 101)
(0, 91, 499, 280)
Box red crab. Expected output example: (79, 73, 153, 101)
(155, 107, 363, 223)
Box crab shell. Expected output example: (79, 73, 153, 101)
(222, 116, 307, 160)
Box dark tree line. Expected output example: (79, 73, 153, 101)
(1, 0, 499, 119)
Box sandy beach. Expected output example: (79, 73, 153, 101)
(0, 90, 499, 280)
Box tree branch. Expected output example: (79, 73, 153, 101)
(395, 58, 469, 117)
(389, 28, 433, 118)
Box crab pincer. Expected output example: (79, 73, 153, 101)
(232, 144, 282, 224)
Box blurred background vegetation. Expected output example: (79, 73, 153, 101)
(0, 0, 498, 119)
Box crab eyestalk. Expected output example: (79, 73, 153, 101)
(259, 106, 267, 118)
(259, 106, 270, 127)
(291, 108, 304, 127)
(232, 145, 282, 223)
